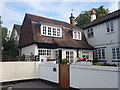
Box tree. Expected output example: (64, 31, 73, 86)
(2, 27, 19, 58)
(75, 6, 109, 28)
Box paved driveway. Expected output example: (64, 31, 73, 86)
(1, 79, 60, 89)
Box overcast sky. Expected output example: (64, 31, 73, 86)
(0, 0, 119, 32)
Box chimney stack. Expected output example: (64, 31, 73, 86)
(91, 8, 96, 22)
(70, 13, 75, 26)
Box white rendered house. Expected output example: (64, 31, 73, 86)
(18, 13, 94, 63)
(83, 9, 120, 64)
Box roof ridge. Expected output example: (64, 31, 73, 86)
(92, 9, 120, 22)
(25, 13, 80, 29)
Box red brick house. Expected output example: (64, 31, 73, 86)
(18, 13, 94, 63)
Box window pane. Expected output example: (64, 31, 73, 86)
(106, 22, 110, 32)
(110, 21, 114, 31)
(112, 48, 116, 59)
(74, 31, 77, 39)
(43, 26, 46, 35)
(57, 29, 60, 36)
(53, 28, 56, 36)
(102, 49, 105, 59)
(98, 49, 101, 59)
(78, 32, 81, 39)
(48, 27, 51, 35)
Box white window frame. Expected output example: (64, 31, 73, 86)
(38, 49, 52, 56)
(112, 47, 120, 60)
(87, 28, 94, 38)
(66, 51, 74, 63)
(106, 20, 114, 33)
(73, 31, 82, 40)
(41, 25, 62, 37)
(94, 48, 106, 60)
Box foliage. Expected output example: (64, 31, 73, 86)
(93, 63, 117, 67)
(61, 58, 68, 64)
(20, 54, 25, 61)
(0, 16, 2, 25)
(75, 6, 109, 28)
(93, 58, 98, 63)
(2, 27, 19, 58)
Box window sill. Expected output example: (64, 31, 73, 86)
(41, 35, 62, 38)
(106, 31, 115, 35)
(73, 38, 81, 41)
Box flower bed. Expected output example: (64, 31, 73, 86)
(46, 58, 56, 61)
(77, 57, 89, 62)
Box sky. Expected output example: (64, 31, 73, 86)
(0, 0, 119, 32)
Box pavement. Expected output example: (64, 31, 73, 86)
(1, 79, 60, 89)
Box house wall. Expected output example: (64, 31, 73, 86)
(21, 44, 38, 56)
(84, 18, 119, 63)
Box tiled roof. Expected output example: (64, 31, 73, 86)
(26, 13, 80, 30)
(83, 9, 120, 29)
(13, 24, 21, 35)
(19, 13, 94, 50)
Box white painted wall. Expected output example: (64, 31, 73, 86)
(84, 18, 119, 62)
(70, 64, 119, 88)
(39, 63, 58, 83)
(84, 18, 118, 46)
(21, 44, 38, 55)
(0, 62, 40, 82)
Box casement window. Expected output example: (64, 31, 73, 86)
(87, 28, 94, 38)
(38, 49, 51, 56)
(82, 55, 89, 58)
(53, 28, 56, 36)
(55, 50, 59, 58)
(57, 29, 61, 36)
(112, 48, 120, 59)
(48, 27, 51, 35)
(94, 48, 106, 59)
(106, 21, 114, 33)
(41, 25, 62, 37)
(73, 31, 81, 40)
(43, 26, 47, 35)
(66, 51, 74, 63)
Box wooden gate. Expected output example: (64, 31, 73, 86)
(59, 64, 70, 88)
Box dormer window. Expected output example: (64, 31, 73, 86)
(41, 25, 62, 37)
(73, 31, 81, 40)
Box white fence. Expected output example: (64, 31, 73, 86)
(70, 64, 119, 88)
(0, 62, 40, 82)
(39, 63, 58, 83)
(0, 62, 119, 89)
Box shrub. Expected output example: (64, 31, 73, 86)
(61, 58, 68, 64)
(93, 58, 98, 63)
(20, 54, 25, 61)
(93, 63, 117, 67)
